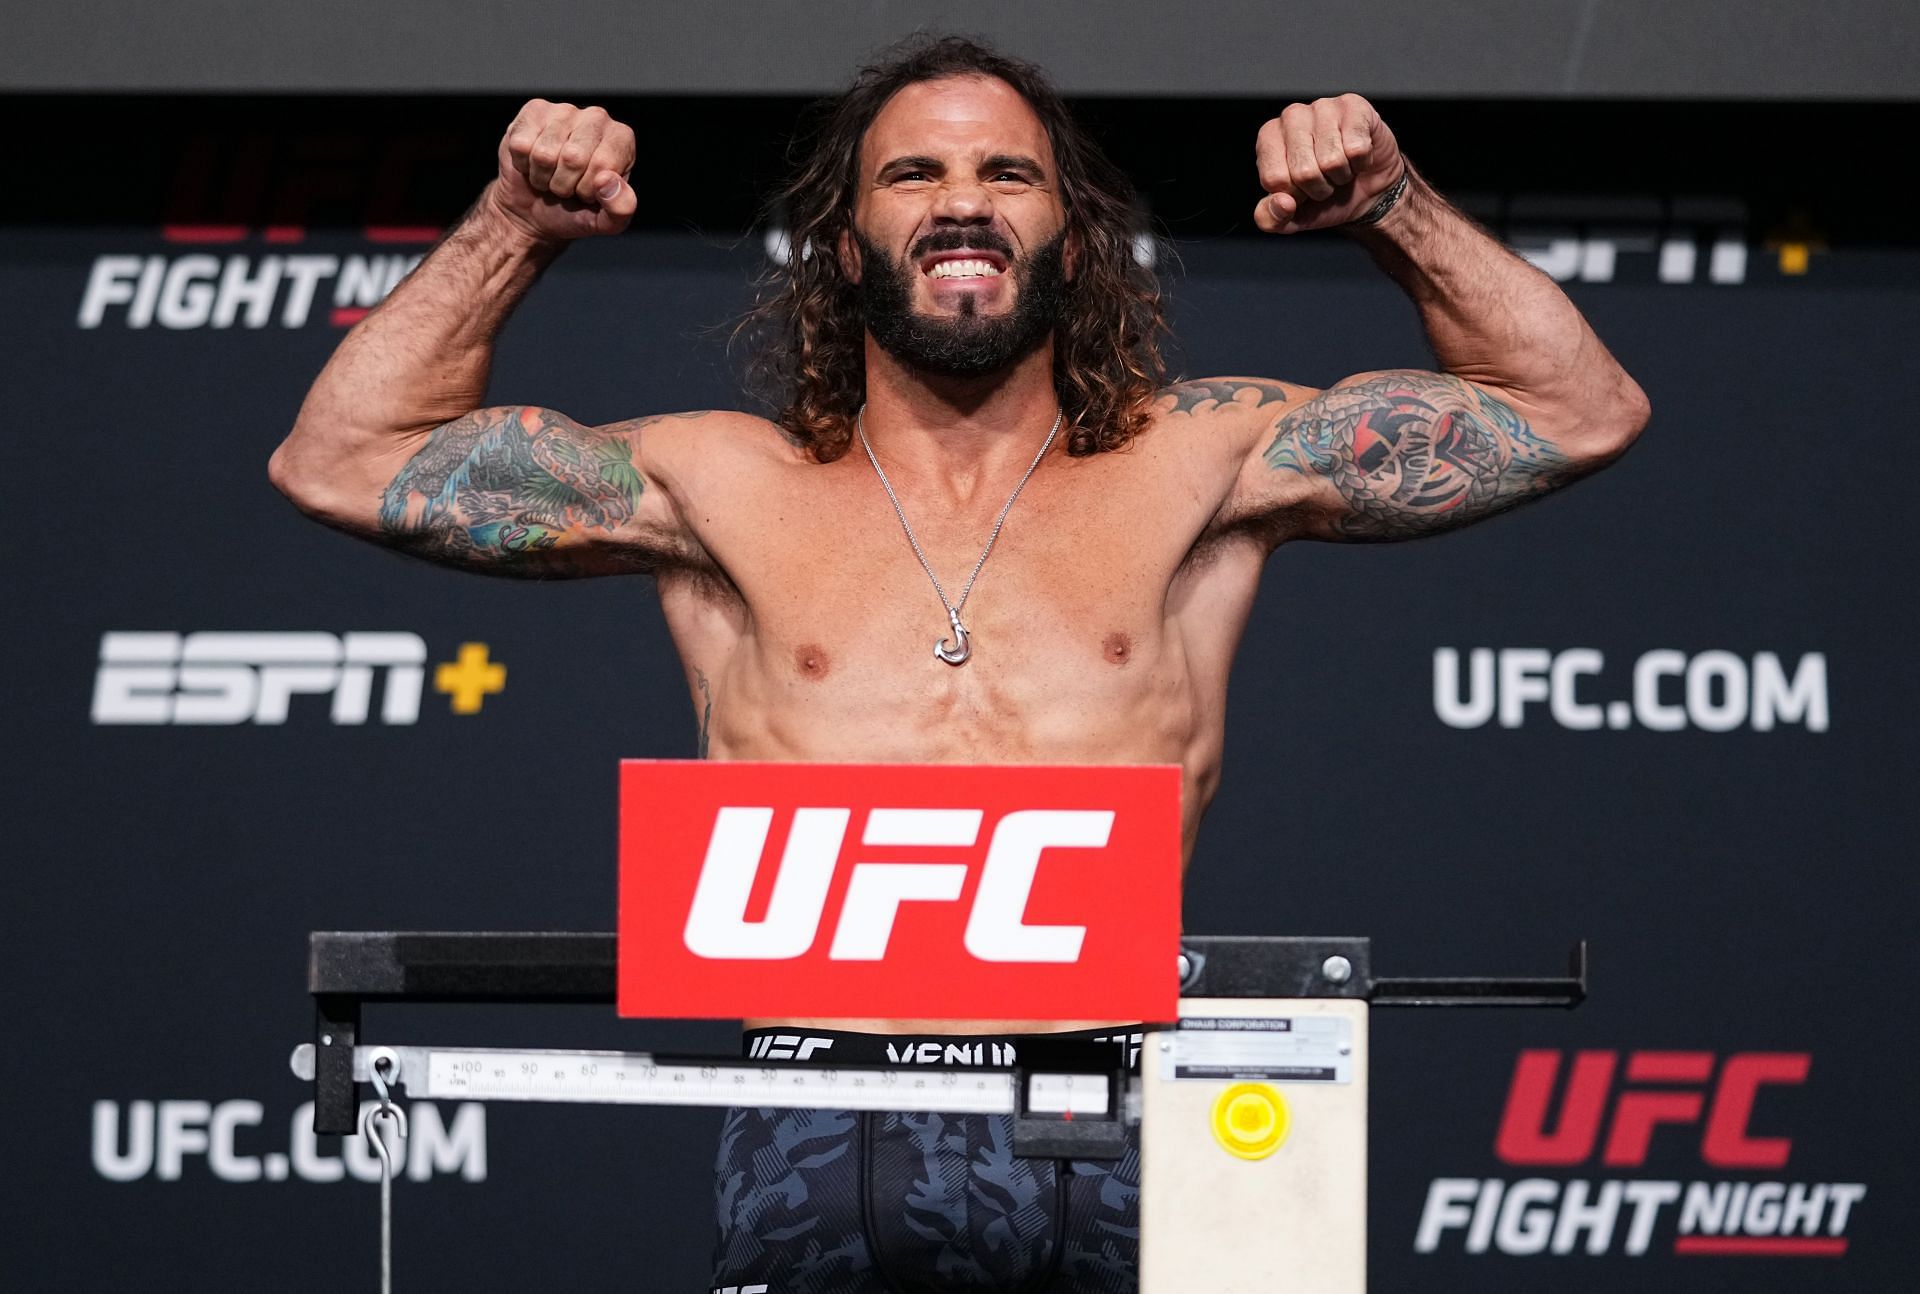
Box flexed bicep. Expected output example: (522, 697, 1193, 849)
(1261, 371, 1581, 542)
(379, 406, 698, 575)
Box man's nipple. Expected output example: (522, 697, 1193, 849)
(794, 644, 833, 679)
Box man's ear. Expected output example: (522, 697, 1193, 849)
(1063, 225, 1081, 282)
(837, 227, 862, 284)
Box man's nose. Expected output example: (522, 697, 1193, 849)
(930, 179, 992, 224)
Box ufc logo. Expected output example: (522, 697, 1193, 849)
(746, 1034, 834, 1061)
(1495, 1049, 1811, 1169)
(683, 807, 1112, 963)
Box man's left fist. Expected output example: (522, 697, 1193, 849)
(1253, 94, 1405, 234)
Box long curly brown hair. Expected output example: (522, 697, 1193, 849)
(739, 35, 1168, 462)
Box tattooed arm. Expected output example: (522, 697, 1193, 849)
(272, 188, 714, 575)
(1194, 370, 1579, 544)
(1202, 166, 1650, 546)
(372, 406, 717, 576)
(270, 96, 753, 576)
(268, 180, 733, 575)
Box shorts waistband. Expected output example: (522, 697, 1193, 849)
(741, 1025, 1148, 1070)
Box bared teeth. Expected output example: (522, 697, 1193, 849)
(927, 258, 1002, 279)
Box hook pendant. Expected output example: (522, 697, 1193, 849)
(933, 610, 971, 665)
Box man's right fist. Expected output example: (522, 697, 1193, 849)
(488, 99, 638, 242)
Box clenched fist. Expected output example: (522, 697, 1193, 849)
(487, 99, 638, 242)
(1253, 93, 1406, 234)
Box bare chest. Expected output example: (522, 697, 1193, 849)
(667, 449, 1234, 762)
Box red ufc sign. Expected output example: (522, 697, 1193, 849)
(617, 761, 1181, 1020)
(1495, 1049, 1812, 1169)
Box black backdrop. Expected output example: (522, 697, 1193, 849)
(4, 96, 1914, 1290)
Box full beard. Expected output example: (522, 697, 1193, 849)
(854, 229, 1068, 379)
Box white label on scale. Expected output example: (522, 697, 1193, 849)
(1162, 1016, 1353, 1083)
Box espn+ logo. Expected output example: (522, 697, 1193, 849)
(686, 807, 1110, 963)
(1434, 649, 1828, 732)
(1415, 1049, 1865, 1259)
(91, 631, 506, 724)
(94, 632, 426, 725)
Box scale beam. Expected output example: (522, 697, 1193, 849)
(290, 1042, 1127, 1119)
(305, 932, 1587, 1133)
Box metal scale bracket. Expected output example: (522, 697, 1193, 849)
(304, 932, 1587, 1136)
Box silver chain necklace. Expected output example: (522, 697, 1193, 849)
(856, 404, 1064, 666)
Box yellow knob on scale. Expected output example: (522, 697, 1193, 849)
(1210, 1083, 1291, 1160)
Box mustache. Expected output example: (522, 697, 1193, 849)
(910, 228, 1017, 262)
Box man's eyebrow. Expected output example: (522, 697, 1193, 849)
(980, 154, 1047, 177)
(877, 154, 945, 176)
(874, 153, 1049, 179)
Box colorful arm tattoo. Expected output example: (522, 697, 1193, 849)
(378, 406, 656, 574)
(1263, 372, 1571, 541)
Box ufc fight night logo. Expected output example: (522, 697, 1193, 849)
(78, 253, 424, 331)
(617, 761, 1181, 1021)
(77, 131, 448, 330)
(1415, 1049, 1865, 1259)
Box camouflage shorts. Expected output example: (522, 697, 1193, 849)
(709, 1028, 1142, 1294)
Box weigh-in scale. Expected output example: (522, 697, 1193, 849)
(295, 931, 1585, 1291)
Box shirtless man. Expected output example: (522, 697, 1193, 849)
(271, 36, 1646, 1294)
